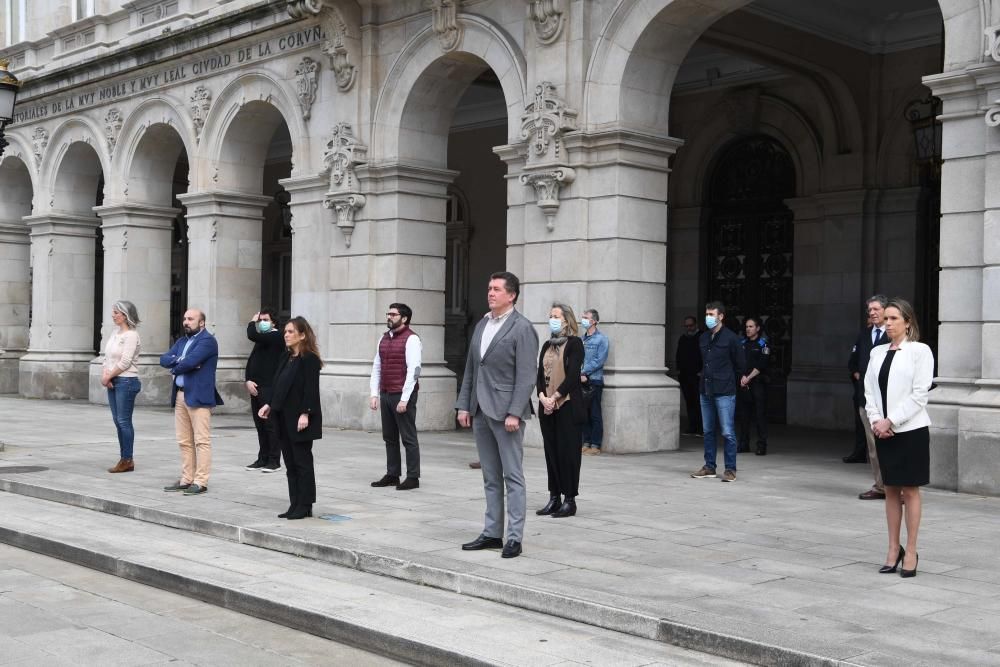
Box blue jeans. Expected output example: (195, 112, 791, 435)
(581, 382, 604, 448)
(700, 394, 737, 472)
(108, 376, 141, 459)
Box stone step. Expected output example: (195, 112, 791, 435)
(0, 491, 739, 667)
(0, 476, 850, 666)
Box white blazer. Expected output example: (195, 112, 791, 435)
(864, 340, 934, 433)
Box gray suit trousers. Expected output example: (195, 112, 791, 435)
(473, 409, 526, 542)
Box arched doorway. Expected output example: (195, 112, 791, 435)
(0, 154, 34, 392)
(706, 135, 795, 421)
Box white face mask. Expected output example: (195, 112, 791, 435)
(548, 318, 564, 334)
(580, 318, 591, 330)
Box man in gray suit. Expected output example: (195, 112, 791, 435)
(456, 271, 538, 559)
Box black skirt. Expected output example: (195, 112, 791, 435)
(875, 426, 929, 487)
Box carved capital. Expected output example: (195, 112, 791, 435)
(190, 85, 212, 142)
(520, 82, 577, 165)
(519, 167, 575, 231)
(323, 193, 366, 247)
(426, 0, 462, 52)
(322, 122, 368, 192)
(32, 127, 48, 164)
(986, 102, 1000, 128)
(105, 108, 123, 152)
(295, 57, 321, 121)
(986, 25, 1000, 62)
(320, 7, 358, 92)
(286, 0, 322, 19)
(527, 0, 565, 45)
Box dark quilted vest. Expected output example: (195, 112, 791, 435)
(379, 326, 417, 393)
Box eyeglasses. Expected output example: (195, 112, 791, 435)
(386, 312, 400, 317)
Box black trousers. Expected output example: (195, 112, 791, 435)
(679, 372, 702, 433)
(737, 381, 768, 447)
(250, 393, 281, 466)
(850, 381, 868, 458)
(380, 389, 420, 478)
(276, 412, 315, 508)
(539, 406, 582, 498)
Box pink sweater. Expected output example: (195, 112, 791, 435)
(103, 329, 141, 377)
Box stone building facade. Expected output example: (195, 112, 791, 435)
(0, 0, 998, 494)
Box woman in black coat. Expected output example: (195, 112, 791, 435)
(258, 316, 324, 520)
(536, 302, 588, 518)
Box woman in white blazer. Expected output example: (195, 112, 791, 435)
(864, 298, 933, 578)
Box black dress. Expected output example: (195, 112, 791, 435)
(875, 350, 929, 487)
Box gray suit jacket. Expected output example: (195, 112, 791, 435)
(456, 309, 539, 422)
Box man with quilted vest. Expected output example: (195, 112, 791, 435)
(369, 303, 423, 490)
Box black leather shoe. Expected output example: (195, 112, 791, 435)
(371, 474, 400, 487)
(536, 495, 561, 515)
(286, 504, 312, 520)
(501, 540, 522, 558)
(462, 534, 503, 551)
(900, 553, 918, 578)
(396, 477, 419, 491)
(277, 505, 295, 519)
(879, 546, 904, 574)
(755, 442, 767, 456)
(552, 498, 576, 518)
(737, 443, 750, 454)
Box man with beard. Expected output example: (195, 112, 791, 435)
(369, 303, 423, 491)
(159, 309, 223, 495)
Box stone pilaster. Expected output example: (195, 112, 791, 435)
(280, 174, 331, 351)
(322, 162, 457, 431)
(18, 213, 101, 399)
(0, 221, 30, 393)
(88, 204, 178, 406)
(175, 191, 271, 412)
(502, 129, 683, 453)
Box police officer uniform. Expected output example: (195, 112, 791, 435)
(737, 334, 769, 455)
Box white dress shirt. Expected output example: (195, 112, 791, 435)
(480, 306, 515, 358)
(369, 332, 422, 402)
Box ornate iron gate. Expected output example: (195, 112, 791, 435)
(707, 136, 795, 423)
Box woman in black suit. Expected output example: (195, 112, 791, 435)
(258, 316, 324, 520)
(535, 302, 588, 518)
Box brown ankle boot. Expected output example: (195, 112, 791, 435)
(108, 458, 134, 473)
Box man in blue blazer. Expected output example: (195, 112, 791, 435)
(159, 309, 224, 495)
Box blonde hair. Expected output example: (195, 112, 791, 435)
(550, 302, 579, 337)
(886, 298, 920, 342)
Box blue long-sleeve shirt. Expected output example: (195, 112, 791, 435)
(582, 329, 609, 383)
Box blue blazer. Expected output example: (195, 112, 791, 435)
(159, 331, 225, 408)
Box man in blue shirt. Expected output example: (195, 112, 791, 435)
(581, 308, 609, 455)
(690, 301, 745, 482)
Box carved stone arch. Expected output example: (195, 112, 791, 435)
(110, 96, 197, 203)
(199, 70, 309, 190)
(0, 133, 40, 194)
(673, 94, 822, 209)
(370, 14, 528, 164)
(40, 117, 109, 214)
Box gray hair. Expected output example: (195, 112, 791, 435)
(112, 300, 141, 329)
(866, 294, 888, 309)
(583, 308, 599, 323)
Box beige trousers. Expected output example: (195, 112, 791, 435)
(174, 390, 212, 486)
(860, 406, 883, 492)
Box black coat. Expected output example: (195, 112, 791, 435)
(536, 336, 588, 425)
(848, 326, 887, 406)
(675, 332, 702, 376)
(270, 352, 324, 442)
(245, 322, 284, 398)
(698, 326, 745, 397)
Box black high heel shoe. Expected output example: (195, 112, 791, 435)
(900, 552, 918, 578)
(879, 546, 905, 574)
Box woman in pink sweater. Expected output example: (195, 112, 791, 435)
(102, 301, 142, 473)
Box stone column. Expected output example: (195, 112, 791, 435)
(176, 191, 271, 412)
(925, 70, 986, 492)
(502, 129, 683, 453)
(18, 213, 100, 398)
(88, 204, 178, 406)
(280, 175, 330, 352)
(0, 221, 30, 393)
(322, 163, 457, 431)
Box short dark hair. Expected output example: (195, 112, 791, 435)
(490, 271, 520, 304)
(705, 301, 726, 315)
(743, 315, 762, 329)
(389, 302, 412, 325)
(867, 294, 888, 309)
(259, 307, 279, 323)
(683, 315, 697, 324)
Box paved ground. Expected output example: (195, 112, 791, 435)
(0, 542, 401, 666)
(1, 395, 999, 665)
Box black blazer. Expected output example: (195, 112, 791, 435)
(536, 336, 588, 425)
(848, 326, 886, 406)
(270, 351, 324, 442)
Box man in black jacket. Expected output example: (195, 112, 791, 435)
(675, 315, 703, 436)
(846, 295, 889, 500)
(245, 309, 284, 472)
(690, 301, 745, 483)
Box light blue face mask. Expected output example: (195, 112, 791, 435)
(257, 320, 273, 333)
(705, 316, 718, 330)
(580, 318, 591, 330)
(548, 318, 564, 334)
